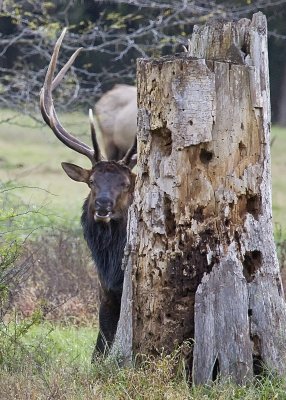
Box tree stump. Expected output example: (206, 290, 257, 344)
(112, 12, 286, 384)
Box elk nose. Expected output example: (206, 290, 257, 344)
(95, 198, 114, 212)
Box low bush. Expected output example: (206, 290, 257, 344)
(1, 180, 98, 323)
(9, 231, 99, 323)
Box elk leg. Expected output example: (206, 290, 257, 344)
(92, 291, 121, 360)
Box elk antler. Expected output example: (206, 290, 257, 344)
(89, 109, 102, 162)
(120, 136, 137, 168)
(40, 28, 103, 165)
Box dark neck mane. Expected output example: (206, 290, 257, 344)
(81, 198, 127, 293)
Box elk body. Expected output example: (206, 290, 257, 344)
(95, 84, 136, 160)
(40, 29, 137, 357)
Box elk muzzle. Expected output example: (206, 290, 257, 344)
(94, 197, 115, 223)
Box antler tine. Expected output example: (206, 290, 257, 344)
(89, 109, 103, 162)
(52, 47, 83, 91)
(40, 28, 96, 163)
(120, 136, 137, 167)
(40, 28, 67, 128)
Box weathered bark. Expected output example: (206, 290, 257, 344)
(112, 12, 286, 384)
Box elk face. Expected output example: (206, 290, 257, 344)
(62, 161, 135, 223)
(40, 28, 137, 224)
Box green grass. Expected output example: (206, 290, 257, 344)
(0, 320, 96, 369)
(21, 322, 96, 366)
(0, 321, 286, 399)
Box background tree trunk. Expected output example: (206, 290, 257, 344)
(112, 12, 286, 384)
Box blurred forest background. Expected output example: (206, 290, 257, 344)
(0, 0, 286, 124)
(1, 1, 286, 398)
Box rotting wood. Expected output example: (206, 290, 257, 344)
(112, 12, 286, 384)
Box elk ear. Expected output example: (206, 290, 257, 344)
(61, 162, 90, 183)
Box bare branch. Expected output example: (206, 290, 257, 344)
(0, 0, 285, 115)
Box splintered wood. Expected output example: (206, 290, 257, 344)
(113, 12, 286, 384)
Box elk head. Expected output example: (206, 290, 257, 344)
(40, 28, 137, 223)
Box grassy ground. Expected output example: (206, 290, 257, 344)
(1, 321, 286, 399)
(0, 109, 92, 227)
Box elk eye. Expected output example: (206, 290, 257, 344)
(89, 179, 94, 185)
(122, 182, 130, 190)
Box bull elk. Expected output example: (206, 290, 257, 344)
(40, 28, 137, 357)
